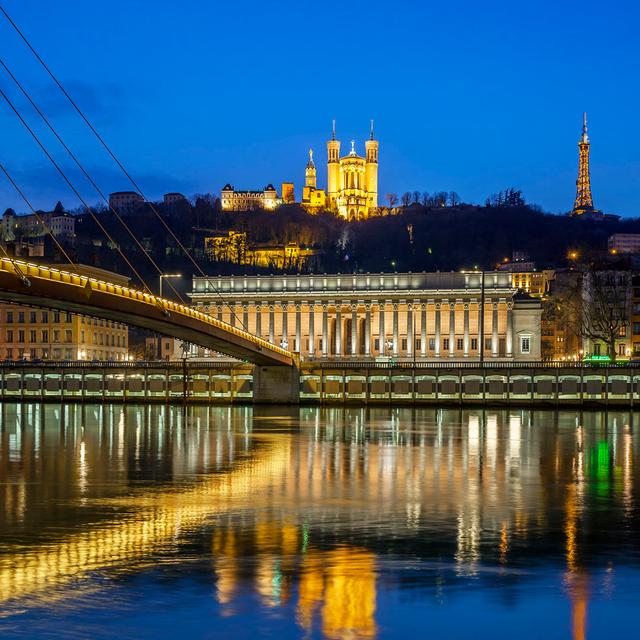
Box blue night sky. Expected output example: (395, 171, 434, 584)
(0, 0, 638, 216)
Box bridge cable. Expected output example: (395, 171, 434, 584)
(0, 86, 157, 299)
(0, 57, 186, 305)
(0, 221, 30, 286)
(0, 161, 78, 272)
(0, 4, 248, 331)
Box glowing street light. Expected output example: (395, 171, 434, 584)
(159, 273, 181, 298)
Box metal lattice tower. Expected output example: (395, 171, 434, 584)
(572, 112, 595, 214)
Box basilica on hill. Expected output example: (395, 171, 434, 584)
(302, 121, 379, 220)
(221, 121, 379, 219)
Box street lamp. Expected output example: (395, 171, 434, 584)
(159, 273, 181, 298)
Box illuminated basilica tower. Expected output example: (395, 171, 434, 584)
(326, 121, 379, 220)
(572, 112, 598, 216)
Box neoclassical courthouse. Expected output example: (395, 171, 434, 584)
(189, 271, 542, 361)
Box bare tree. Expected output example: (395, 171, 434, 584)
(551, 268, 629, 361)
(447, 191, 461, 207)
(401, 192, 412, 207)
(386, 193, 398, 208)
(412, 191, 421, 204)
(421, 192, 430, 206)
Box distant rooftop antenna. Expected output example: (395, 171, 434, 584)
(332, 119, 336, 140)
(370, 119, 374, 140)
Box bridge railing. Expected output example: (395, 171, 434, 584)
(0, 258, 292, 361)
(302, 359, 640, 370)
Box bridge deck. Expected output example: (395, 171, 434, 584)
(0, 258, 294, 366)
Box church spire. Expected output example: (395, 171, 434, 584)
(370, 119, 374, 140)
(332, 119, 336, 141)
(306, 148, 315, 169)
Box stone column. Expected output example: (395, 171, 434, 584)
(229, 305, 235, 327)
(393, 303, 399, 357)
(492, 301, 499, 358)
(449, 303, 455, 357)
(477, 300, 483, 359)
(351, 304, 357, 357)
(379, 302, 385, 355)
(421, 303, 427, 357)
(506, 301, 514, 357)
(308, 303, 315, 357)
(269, 305, 275, 344)
(256, 304, 262, 338)
(435, 303, 441, 358)
(295, 304, 301, 354)
(463, 302, 470, 357)
(243, 305, 249, 331)
(365, 304, 371, 357)
(407, 304, 414, 358)
(282, 303, 289, 348)
(335, 305, 342, 357)
(322, 304, 328, 358)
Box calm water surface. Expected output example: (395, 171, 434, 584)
(0, 404, 638, 639)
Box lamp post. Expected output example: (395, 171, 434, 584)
(158, 274, 181, 360)
(159, 273, 181, 298)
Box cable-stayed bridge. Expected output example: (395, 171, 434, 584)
(0, 258, 294, 367)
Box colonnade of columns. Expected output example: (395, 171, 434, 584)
(208, 299, 515, 360)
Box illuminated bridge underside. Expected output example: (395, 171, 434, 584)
(0, 259, 293, 366)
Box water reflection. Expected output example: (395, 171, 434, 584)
(0, 404, 638, 638)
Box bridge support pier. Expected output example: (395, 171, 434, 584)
(252, 366, 300, 404)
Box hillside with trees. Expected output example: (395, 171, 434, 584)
(5, 195, 640, 294)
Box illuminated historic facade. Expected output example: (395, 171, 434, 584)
(572, 113, 599, 216)
(327, 121, 378, 220)
(190, 271, 542, 360)
(301, 149, 326, 211)
(220, 184, 277, 211)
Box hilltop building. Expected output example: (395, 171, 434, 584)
(327, 121, 379, 220)
(1, 207, 74, 240)
(109, 191, 144, 215)
(163, 192, 187, 206)
(301, 149, 326, 211)
(220, 184, 278, 211)
(281, 182, 295, 204)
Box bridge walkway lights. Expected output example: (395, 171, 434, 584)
(0, 258, 294, 367)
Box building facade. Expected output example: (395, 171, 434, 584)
(163, 192, 188, 206)
(108, 191, 145, 215)
(220, 184, 278, 211)
(281, 182, 295, 204)
(327, 121, 378, 220)
(189, 271, 541, 361)
(1, 209, 75, 240)
(205, 231, 248, 263)
(608, 234, 640, 255)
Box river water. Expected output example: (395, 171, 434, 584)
(0, 404, 638, 639)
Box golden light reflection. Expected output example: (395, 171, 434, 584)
(0, 434, 292, 607)
(322, 548, 377, 640)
